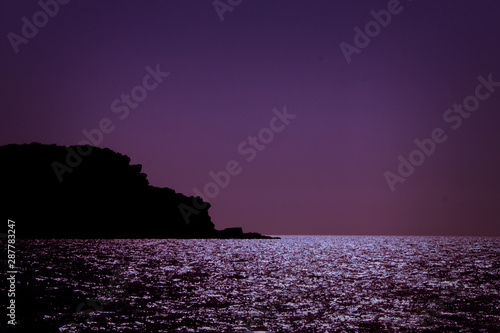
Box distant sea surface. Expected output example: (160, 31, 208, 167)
(6, 236, 500, 332)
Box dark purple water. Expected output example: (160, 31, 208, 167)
(2, 236, 500, 332)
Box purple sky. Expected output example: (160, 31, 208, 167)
(2, 0, 500, 236)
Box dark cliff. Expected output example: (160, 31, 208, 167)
(1, 143, 276, 239)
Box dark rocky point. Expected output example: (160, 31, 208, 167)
(1, 143, 278, 239)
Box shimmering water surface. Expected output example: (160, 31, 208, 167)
(5, 236, 500, 332)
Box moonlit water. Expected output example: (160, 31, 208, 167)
(11, 236, 500, 332)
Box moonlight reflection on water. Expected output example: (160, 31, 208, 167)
(8, 236, 500, 332)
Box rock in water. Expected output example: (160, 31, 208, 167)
(0, 143, 277, 239)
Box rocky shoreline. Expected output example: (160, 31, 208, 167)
(1, 143, 278, 239)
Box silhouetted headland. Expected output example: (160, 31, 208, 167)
(1, 143, 278, 239)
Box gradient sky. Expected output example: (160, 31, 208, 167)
(2, 0, 500, 236)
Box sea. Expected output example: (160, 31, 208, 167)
(2, 236, 500, 332)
